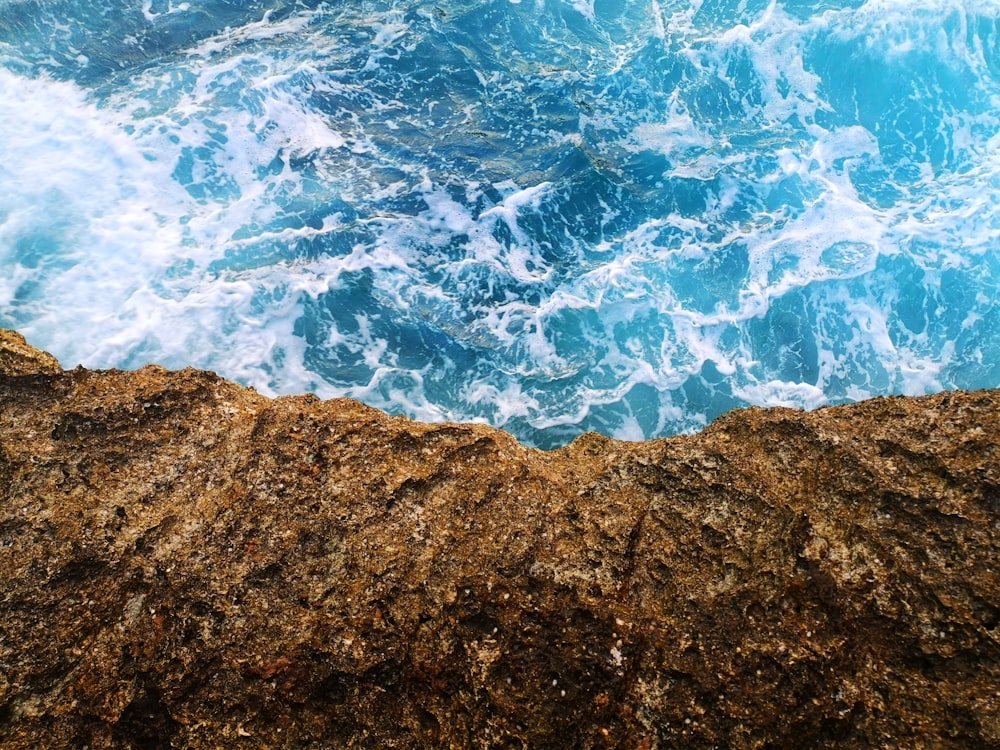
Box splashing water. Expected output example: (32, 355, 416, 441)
(1, 0, 998, 447)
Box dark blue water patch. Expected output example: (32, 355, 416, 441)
(662, 241, 751, 317)
(979, 15, 1000, 79)
(746, 290, 821, 386)
(882, 252, 935, 338)
(679, 362, 741, 423)
(11, 231, 59, 270)
(8, 279, 43, 322)
(807, 12, 999, 175)
(298, 269, 477, 391)
(0, 0, 300, 86)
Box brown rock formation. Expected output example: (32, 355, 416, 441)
(1, 328, 999, 748)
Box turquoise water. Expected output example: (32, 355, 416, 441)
(1, 0, 998, 447)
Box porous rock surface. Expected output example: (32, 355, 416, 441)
(1, 328, 999, 748)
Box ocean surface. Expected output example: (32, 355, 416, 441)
(1, 1, 998, 447)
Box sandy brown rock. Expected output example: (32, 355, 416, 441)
(1, 329, 999, 748)
(0, 329, 62, 377)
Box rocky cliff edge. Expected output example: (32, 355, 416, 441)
(1, 328, 999, 748)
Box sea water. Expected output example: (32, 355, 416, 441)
(1, 0, 997, 447)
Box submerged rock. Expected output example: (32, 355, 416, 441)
(1, 329, 998, 748)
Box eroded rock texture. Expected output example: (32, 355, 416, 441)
(1, 328, 999, 748)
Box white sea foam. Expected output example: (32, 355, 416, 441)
(0, 69, 185, 359)
(0, 0, 997, 447)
